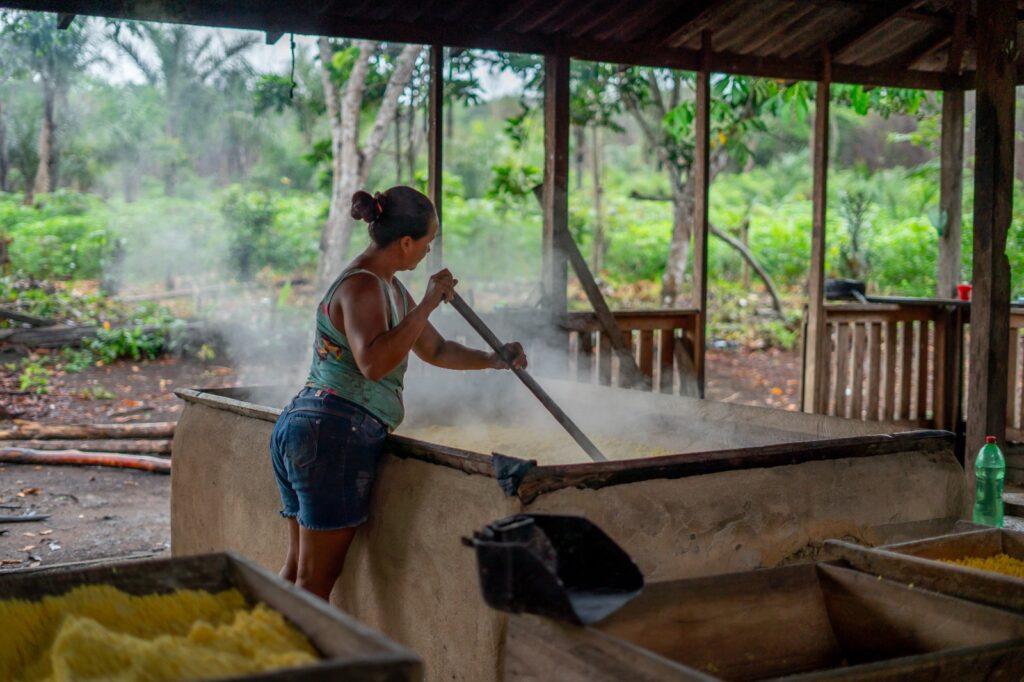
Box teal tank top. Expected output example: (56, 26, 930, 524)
(305, 268, 409, 431)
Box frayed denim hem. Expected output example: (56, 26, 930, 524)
(279, 511, 298, 519)
(297, 516, 368, 532)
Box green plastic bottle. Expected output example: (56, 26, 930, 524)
(972, 436, 1006, 528)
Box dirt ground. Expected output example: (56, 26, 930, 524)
(0, 348, 799, 572)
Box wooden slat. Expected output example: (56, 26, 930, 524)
(1009, 329, 1020, 429)
(917, 319, 930, 421)
(821, 322, 834, 415)
(1018, 331, 1024, 431)
(884, 320, 898, 421)
(598, 332, 612, 386)
(899, 320, 913, 420)
(659, 329, 674, 394)
(638, 329, 654, 382)
(834, 323, 851, 419)
(851, 323, 866, 420)
(828, 0, 923, 60)
(691, 32, 711, 399)
(933, 311, 949, 429)
(868, 323, 882, 420)
(674, 335, 699, 398)
(577, 331, 594, 384)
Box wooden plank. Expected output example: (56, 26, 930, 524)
(598, 332, 612, 386)
(822, 322, 834, 416)
(692, 32, 711, 399)
(834, 323, 850, 419)
(938, 88, 964, 298)
(868, 322, 882, 420)
(968, 0, 1016, 468)
(900, 320, 914, 421)
(885, 320, 899, 421)
(1019, 331, 1024, 431)
(1009, 329, 1020, 429)
(427, 44, 444, 272)
(659, 329, 674, 394)
(917, 319, 930, 421)
(577, 331, 594, 384)
(638, 330, 654, 382)
(933, 310, 950, 429)
(802, 50, 831, 414)
(851, 322, 866, 420)
(674, 335, 699, 398)
(542, 47, 569, 316)
(516, 431, 954, 503)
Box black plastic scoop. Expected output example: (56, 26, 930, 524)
(462, 513, 644, 625)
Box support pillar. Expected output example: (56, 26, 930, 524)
(427, 44, 444, 272)
(802, 49, 831, 414)
(967, 0, 1016, 484)
(542, 46, 570, 316)
(937, 90, 964, 299)
(692, 32, 711, 399)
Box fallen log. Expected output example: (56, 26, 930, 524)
(0, 308, 53, 327)
(0, 448, 170, 474)
(0, 514, 51, 523)
(6, 439, 172, 454)
(0, 321, 211, 349)
(0, 421, 175, 440)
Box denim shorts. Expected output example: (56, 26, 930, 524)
(270, 387, 389, 530)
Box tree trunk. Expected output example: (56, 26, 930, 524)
(31, 84, 55, 199)
(590, 125, 606, 273)
(394, 102, 403, 183)
(0, 95, 9, 193)
(317, 41, 422, 289)
(662, 170, 694, 307)
(741, 219, 751, 288)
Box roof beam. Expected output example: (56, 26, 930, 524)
(57, 13, 75, 29)
(829, 0, 923, 60)
(946, 0, 969, 75)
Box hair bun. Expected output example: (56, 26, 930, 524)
(350, 190, 383, 223)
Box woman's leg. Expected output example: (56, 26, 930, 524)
(279, 516, 300, 582)
(295, 525, 359, 601)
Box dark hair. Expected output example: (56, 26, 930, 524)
(351, 186, 436, 247)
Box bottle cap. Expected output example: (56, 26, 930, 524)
(986, 436, 998, 444)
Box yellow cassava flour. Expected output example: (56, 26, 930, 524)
(0, 584, 318, 681)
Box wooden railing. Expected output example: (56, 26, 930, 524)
(562, 309, 702, 395)
(429, 308, 701, 395)
(804, 300, 1024, 441)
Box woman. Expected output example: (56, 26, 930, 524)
(270, 185, 527, 601)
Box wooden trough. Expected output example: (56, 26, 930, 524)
(0, 551, 421, 681)
(172, 371, 967, 681)
(507, 562, 1024, 681)
(827, 527, 1024, 614)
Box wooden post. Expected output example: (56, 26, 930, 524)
(427, 44, 444, 272)
(692, 32, 711, 399)
(542, 46, 570, 316)
(802, 48, 831, 414)
(937, 90, 964, 299)
(967, 0, 1015, 482)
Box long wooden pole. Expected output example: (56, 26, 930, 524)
(427, 44, 444, 272)
(802, 47, 831, 414)
(692, 31, 712, 399)
(937, 89, 964, 299)
(967, 0, 1015, 487)
(542, 45, 570, 317)
(449, 293, 607, 462)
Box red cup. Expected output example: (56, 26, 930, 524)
(956, 283, 973, 301)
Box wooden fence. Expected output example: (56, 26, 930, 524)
(430, 308, 701, 395)
(803, 300, 1024, 440)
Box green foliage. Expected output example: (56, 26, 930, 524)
(79, 384, 117, 400)
(87, 325, 165, 363)
(18, 360, 51, 395)
(61, 347, 96, 373)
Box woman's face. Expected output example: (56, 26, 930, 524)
(403, 215, 438, 270)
